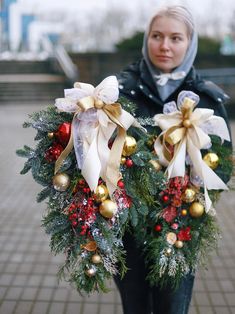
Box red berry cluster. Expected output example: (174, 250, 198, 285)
(68, 179, 99, 236)
(154, 175, 192, 242)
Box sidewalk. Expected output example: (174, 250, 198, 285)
(0, 103, 234, 314)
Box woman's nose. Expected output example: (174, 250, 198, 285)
(160, 38, 170, 51)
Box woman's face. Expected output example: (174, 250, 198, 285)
(147, 16, 190, 73)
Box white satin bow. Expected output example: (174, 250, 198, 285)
(153, 90, 231, 212)
(155, 71, 186, 86)
(55, 76, 135, 195)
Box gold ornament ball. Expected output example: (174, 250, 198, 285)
(53, 173, 70, 191)
(189, 202, 205, 218)
(175, 240, 184, 249)
(149, 159, 162, 171)
(181, 209, 188, 216)
(121, 157, 126, 165)
(99, 200, 118, 219)
(94, 184, 109, 203)
(203, 153, 219, 170)
(122, 136, 137, 156)
(47, 132, 54, 139)
(165, 248, 172, 256)
(85, 268, 96, 277)
(182, 188, 196, 203)
(92, 254, 102, 264)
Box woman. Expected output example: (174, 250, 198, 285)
(114, 5, 231, 314)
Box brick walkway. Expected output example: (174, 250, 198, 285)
(0, 103, 234, 314)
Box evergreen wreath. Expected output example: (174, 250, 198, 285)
(16, 79, 233, 293)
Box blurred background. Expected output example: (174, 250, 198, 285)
(1, 0, 235, 108)
(0, 1, 235, 314)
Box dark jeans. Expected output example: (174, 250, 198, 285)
(114, 233, 195, 314)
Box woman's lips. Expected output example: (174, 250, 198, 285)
(157, 55, 171, 61)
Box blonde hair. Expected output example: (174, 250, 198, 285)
(148, 5, 194, 39)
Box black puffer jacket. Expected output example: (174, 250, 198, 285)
(117, 59, 230, 127)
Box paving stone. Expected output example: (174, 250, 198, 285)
(82, 302, 99, 314)
(21, 287, 38, 300)
(48, 302, 65, 314)
(53, 287, 69, 302)
(195, 292, 211, 306)
(31, 302, 50, 314)
(209, 292, 227, 306)
(65, 303, 82, 314)
(220, 280, 235, 292)
(14, 301, 33, 314)
(0, 301, 16, 314)
(5, 287, 23, 300)
(188, 306, 197, 314)
(37, 287, 54, 301)
(196, 306, 214, 314)
(225, 293, 235, 306)
(214, 307, 231, 314)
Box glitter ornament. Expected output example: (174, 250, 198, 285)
(122, 136, 137, 156)
(182, 188, 196, 203)
(52, 173, 70, 191)
(44, 143, 64, 162)
(99, 200, 117, 219)
(94, 184, 109, 203)
(189, 202, 204, 218)
(203, 153, 219, 170)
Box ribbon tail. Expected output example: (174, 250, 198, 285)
(204, 186, 212, 213)
(81, 129, 101, 191)
(154, 134, 169, 167)
(166, 138, 186, 178)
(106, 127, 126, 196)
(54, 129, 74, 174)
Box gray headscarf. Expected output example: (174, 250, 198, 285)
(142, 6, 198, 101)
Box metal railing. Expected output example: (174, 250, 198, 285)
(41, 36, 78, 84)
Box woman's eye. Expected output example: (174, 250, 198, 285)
(152, 34, 161, 40)
(172, 36, 182, 42)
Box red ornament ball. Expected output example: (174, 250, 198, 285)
(117, 180, 125, 189)
(125, 159, 134, 168)
(44, 143, 64, 162)
(154, 224, 162, 232)
(162, 194, 170, 203)
(55, 122, 71, 146)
